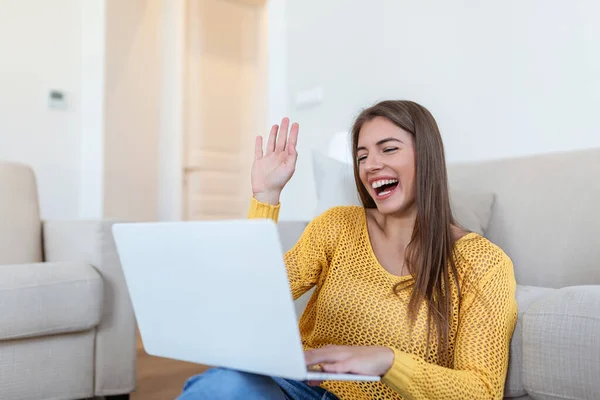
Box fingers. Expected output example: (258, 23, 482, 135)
(266, 118, 298, 155)
(254, 136, 263, 160)
(276, 117, 290, 151)
(321, 360, 353, 374)
(305, 345, 348, 366)
(287, 122, 299, 155)
(266, 124, 278, 154)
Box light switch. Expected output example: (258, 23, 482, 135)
(294, 87, 323, 109)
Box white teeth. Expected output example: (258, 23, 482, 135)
(379, 190, 392, 196)
(371, 179, 398, 189)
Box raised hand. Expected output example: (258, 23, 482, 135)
(251, 117, 299, 205)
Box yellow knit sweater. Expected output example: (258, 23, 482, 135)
(248, 197, 518, 400)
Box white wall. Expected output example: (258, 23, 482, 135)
(279, 0, 600, 220)
(0, 0, 82, 220)
(265, 0, 288, 127)
(80, 0, 106, 220)
(0, 0, 160, 221)
(157, 0, 185, 222)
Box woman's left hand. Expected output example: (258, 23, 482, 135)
(304, 345, 395, 385)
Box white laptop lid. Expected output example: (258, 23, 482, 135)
(112, 219, 309, 380)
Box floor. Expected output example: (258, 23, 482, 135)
(131, 331, 209, 400)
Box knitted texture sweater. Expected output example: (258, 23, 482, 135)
(248, 197, 518, 400)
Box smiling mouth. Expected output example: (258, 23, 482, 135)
(372, 179, 399, 198)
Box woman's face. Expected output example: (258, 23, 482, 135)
(356, 116, 416, 216)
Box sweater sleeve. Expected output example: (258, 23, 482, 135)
(247, 197, 335, 300)
(247, 196, 281, 222)
(381, 256, 518, 400)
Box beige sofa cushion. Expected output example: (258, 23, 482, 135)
(0, 262, 103, 340)
(522, 286, 600, 399)
(0, 162, 42, 264)
(0, 330, 96, 400)
(311, 151, 495, 235)
(504, 285, 555, 398)
(447, 148, 600, 288)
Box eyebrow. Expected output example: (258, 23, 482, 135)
(357, 137, 403, 152)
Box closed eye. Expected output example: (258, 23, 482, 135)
(383, 147, 398, 153)
(357, 155, 367, 163)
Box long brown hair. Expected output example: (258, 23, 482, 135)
(351, 100, 460, 365)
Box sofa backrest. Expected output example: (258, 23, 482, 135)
(0, 162, 43, 264)
(448, 147, 600, 288)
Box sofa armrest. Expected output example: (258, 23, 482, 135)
(42, 220, 136, 397)
(277, 221, 308, 253)
(522, 285, 600, 399)
(0, 261, 102, 340)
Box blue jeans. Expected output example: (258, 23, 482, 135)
(176, 368, 339, 400)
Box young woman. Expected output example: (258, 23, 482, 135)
(177, 100, 518, 400)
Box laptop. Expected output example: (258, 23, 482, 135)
(112, 218, 380, 383)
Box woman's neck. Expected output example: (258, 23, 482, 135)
(367, 207, 417, 251)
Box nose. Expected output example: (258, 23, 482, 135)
(363, 153, 383, 172)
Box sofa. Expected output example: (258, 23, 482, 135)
(0, 162, 136, 400)
(279, 147, 600, 400)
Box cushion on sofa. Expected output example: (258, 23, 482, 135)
(522, 285, 600, 400)
(0, 162, 42, 264)
(311, 151, 496, 235)
(504, 285, 555, 398)
(0, 262, 103, 340)
(312, 150, 361, 213)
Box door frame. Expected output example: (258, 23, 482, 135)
(157, 0, 288, 221)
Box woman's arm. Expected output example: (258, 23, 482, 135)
(249, 116, 330, 298)
(248, 197, 337, 300)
